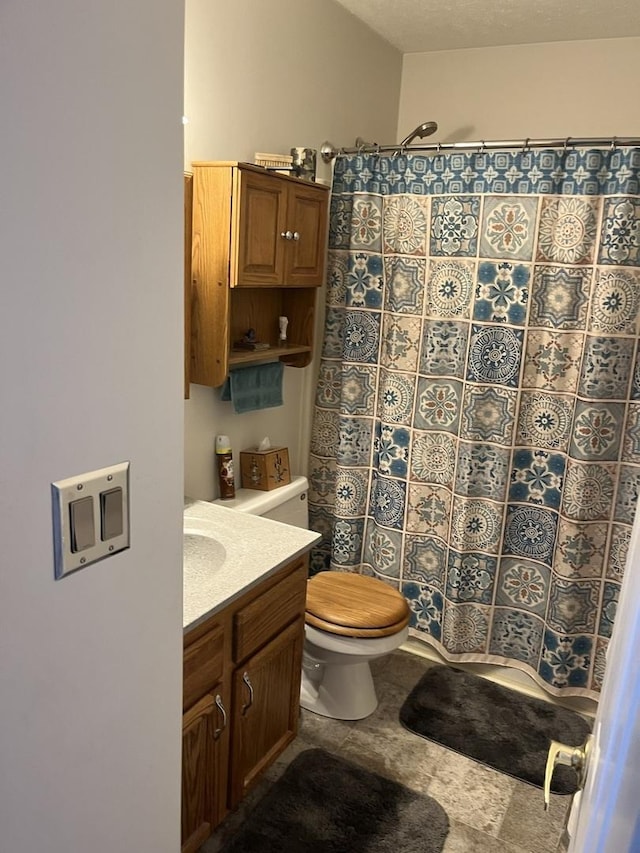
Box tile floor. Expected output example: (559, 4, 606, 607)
(203, 650, 572, 853)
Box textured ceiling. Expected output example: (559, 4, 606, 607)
(333, 0, 640, 53)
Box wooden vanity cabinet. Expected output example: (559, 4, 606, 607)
(181, 622, 227, 853)
(229, 560, 307, 805)
(181, 556, 308, 852)
(190, 162, 329, 387)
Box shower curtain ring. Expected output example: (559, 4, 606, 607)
(610, 136, 618, 151)
(437, 142, 442, 154)
(479, 140, 486, 153)
(522, 137, 530, 154)
(563, 137, 571, 153)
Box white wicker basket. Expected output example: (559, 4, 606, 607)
(254, 152, 294, 169)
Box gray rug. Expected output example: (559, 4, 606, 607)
(400, 665, 592, 794)
(220, 748, 449, 852)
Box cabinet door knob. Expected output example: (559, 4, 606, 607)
(280, 230, 293, 240)
(213, 693, 227, 739)
(292, 231, 300, 241)
(241, 671, 254, 715)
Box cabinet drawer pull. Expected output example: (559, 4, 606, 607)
(241, 671, 254, 715)
(292, 231, 300, 241)
(280, 230, 293, 240)
(213, 694, 227, 739)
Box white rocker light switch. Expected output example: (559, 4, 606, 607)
(52, 462, 130, 579)
(100, 487, 123, 540)
(69, 496, 95, 552)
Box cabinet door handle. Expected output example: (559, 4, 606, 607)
(280, 230, 293, 240)
(241, 671, 254, 715)
(292, 231, 300, 241)
(213, 693, 227, 740)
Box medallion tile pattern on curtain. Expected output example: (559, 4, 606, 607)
(308, 147, 640, 698)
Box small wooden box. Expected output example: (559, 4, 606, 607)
(240, 446, 291, 491)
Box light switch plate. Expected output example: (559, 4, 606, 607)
(52, 462, 130, 579)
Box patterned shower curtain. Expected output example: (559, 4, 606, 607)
(308, 146, 640, 699)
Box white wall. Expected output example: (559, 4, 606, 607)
(184, 0, 402, 499)
(0, 3, 184, 852)
(399, 37, 640, 143)
(184, 30, 640, 502)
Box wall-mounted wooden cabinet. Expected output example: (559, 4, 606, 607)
(190, 162, 329, 388)
(181, 557, 307, 853)
(184, 172, 193, 399)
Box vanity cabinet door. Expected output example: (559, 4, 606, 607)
(181, 688, 229, 853)
(229, 617, 304, 807)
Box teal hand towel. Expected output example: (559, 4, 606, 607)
(220, 362, 284, 414)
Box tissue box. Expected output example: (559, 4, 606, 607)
(240, 446, 291, 491)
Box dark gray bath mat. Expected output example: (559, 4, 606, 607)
(400, 664, 591, 794)
(220, 748, 449, 852)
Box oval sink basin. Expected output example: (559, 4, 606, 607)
(183, 529, 227, 571)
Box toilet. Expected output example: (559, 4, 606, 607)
(303, 570, 410, 719)
(216, 476, 410, 720)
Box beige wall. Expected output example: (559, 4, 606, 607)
(399, 37, 640, 144)
(184, 22, 640, 502)
(0, 2, 184, 850)
(184, 0, 402, 499)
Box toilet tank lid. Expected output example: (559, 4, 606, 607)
(211, 475, 308, 516)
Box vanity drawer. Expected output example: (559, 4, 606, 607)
(233, 560, 307, 663)
(183, 622, 224, 711)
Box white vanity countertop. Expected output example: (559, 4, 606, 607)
(183, 498, 320, 632)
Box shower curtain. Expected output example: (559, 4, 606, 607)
(308, 146, 640, 699)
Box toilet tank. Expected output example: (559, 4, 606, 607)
(212, 475, 309, 529)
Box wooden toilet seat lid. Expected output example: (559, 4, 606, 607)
(306, 572, 410, 638)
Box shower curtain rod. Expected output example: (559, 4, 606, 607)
(320, 135, 640, 162)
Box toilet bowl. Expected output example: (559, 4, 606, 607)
(214, 476, 410, 720)
(301, 571, 410, 720)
